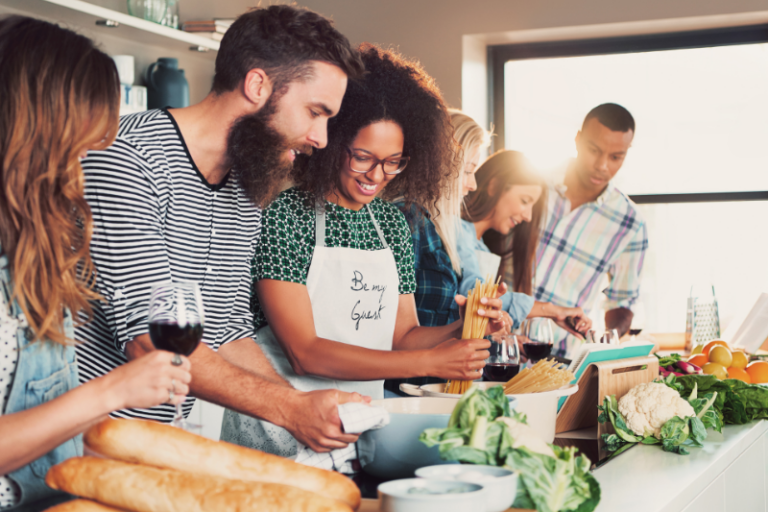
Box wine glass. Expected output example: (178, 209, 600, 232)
(483, 334, 521, 382)
(521, 318, 554, 364)
(148, 281, 204, 430)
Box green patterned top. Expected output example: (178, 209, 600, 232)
(252, 187, 417, 330)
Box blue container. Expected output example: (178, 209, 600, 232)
(146, 57, 189, 109)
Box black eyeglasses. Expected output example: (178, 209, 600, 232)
(345, 148, 410, 175)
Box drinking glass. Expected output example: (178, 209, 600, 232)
(127, 0, 169, 24)
(148, 281, 204, 429)
(521, 318, 554, 364)
(483, 334, 521, 382)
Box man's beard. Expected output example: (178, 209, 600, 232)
(226, 98, 303, 208)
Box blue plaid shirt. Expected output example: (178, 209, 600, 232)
(398, 203, 460, 327)
(536, 177, 648, 357)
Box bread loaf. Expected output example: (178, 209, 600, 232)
(84, 418, 360, 509)
(46, 457, 353, 512)
(44, 499, 126, 512)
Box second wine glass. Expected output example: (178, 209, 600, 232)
(521, 318, 554, 364)
(148, 281, 204, 430)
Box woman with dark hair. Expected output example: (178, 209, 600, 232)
(220, 44, 505, 457)
(459, 150, 591, 338)
(0, 16, 191, 510)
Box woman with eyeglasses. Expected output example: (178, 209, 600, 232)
(220, 44, 507, 457)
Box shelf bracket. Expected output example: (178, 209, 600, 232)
(189, 45, 211, 52)
(95, 19, 120, 27)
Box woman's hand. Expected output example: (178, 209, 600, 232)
(427, 337, 490, 380)
(455, 282, 507, 336)
(101, 350, 192, 411)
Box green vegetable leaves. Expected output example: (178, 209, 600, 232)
(663, 374, 768, 425)
(596, 395, 641, 444)
(419, 386, 599, 512)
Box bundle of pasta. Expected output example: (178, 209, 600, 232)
(445, 276, 500, 395)
(502, 358, 574, 394)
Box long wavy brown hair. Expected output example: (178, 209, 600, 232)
(462, 150, 547, 295)
(0, 16, 119, 344)
(291, 43, 459, 210)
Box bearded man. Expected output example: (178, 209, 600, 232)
(76, 5, 366, 453)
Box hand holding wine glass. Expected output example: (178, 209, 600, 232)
(148, 281, 204, 429)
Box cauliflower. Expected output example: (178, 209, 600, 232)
(618, 382, 695, 438)
(497, 417, 555, 457)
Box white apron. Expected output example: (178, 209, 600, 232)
(221, 204, 400, 457)
(476, 250, 501, 280)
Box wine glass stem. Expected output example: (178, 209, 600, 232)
(173, 403, 184, 426)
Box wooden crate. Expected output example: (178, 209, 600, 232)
(556, 355, 659, 437)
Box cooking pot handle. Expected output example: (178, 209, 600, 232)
(398, 383, 424, 396)
(146, 62, 159, 90)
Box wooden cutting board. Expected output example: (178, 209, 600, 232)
(359, 498, 533, 511)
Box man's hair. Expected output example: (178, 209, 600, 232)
(583, 103, 635, 133)
(212, 5, 364, 95)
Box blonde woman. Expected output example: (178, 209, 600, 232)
(0, 17, 191, 511)
(382, 110, 491, 395)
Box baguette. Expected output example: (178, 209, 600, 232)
(45, 499, 127, 512)
(46, 457, 353, 512)
(84, 418, 360, 509)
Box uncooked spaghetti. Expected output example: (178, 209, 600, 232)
(445, 276, 500, 395)
(502, 358, 574, 394)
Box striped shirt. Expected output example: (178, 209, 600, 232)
(535, 172, 648, 357)
(75, 109, 262, 422)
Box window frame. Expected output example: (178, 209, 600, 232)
(488, 24, 768, 204)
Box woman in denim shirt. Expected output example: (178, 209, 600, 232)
(459, 150, 591, 341)
(0, 17, 192, 511)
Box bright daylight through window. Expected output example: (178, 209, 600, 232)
(503, 42, 768, 335)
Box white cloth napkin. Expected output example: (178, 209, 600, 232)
(294, 402, 390, 473)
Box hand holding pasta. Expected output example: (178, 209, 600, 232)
(446, 277, 500, 394)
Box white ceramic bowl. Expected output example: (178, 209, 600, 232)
(399, 381, 578, 443)
(415, 465, 517, 512)
(378, 478, 485, 512)
(360, 398, 457, 479)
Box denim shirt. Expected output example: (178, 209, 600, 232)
(0, 244, 81, 509)
(457, 220, 534, 329)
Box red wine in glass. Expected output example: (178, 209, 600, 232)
(483, 363, 520, 382)
(148, 281, 204, 430)
(523, 341, 553, 363)
(149, 322, 203, 356)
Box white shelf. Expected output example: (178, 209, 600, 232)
(0, 0, 219, 56)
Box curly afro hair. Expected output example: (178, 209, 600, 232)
(290, 43, 459, 209)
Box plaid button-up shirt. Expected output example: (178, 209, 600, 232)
(536, 178, 648, 357)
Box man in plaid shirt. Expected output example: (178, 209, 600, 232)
(535, 103, 648, 357)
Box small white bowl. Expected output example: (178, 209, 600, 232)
(377, 478, 486, 512)
(415, 465, 517, 512)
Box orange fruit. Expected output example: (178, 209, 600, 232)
(703, 362, 728, 380)
(688, 354, 709, 368)
(703, 340, 729, 357)
(746, 361, 768, 384)
(730, 351, 749, 370)
(727, 367, 751, 384)
(709, 346, 733, 367)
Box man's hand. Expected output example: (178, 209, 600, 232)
(281, 389, 369, 452)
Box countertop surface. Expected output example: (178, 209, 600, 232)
(358, 420, 768, 512)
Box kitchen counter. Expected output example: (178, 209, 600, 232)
(360, 420, 768, 512)
(593, 419, 768, 512)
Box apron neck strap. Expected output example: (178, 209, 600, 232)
(314, 203, 389, 249)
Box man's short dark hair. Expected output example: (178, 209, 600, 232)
(212, 5, 364, 95)
(583, 103, 635, 133)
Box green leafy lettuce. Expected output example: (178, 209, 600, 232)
(662, 374, 768, 425)
(419, 386, 599, 512)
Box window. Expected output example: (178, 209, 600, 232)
(490, 25, 768, 334)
